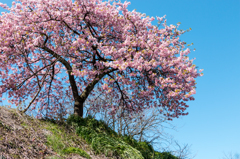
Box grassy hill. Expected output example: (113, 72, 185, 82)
(0, 106, 178, 159)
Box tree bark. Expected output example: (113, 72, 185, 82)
(74, 99, 83, 117)
(41, 46, 84, 117)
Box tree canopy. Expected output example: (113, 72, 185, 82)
(0, 0, 203, 119)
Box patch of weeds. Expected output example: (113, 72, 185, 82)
(11, 154, 20, 158)
(62, 147, 91, 159)
(67, 115, 144, 159)
(47, 135, 65, 152)
(44, 120, 86, 158)
(45, 124, 66, 156)
(21, 122, 28, 128)
(66, 114, 178, 159)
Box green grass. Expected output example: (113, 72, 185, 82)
(66, 114, 178, 159)
(0, 105, 179, 158)
(20, 112, 178, 159)
(38, 118, 91, 159)
(1, 105, 178, 159)
(62, 147, 91, 159)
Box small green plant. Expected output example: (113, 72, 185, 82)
(62, 147, 91, 159)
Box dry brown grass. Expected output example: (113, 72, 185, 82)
(0, 106, 110, 159)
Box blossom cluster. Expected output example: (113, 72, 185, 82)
(0, 0, 202, 119)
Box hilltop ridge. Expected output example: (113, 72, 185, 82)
(0, 106, 177, 159)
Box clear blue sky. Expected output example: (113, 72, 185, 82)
(124, 0, 240, 158)
(0, 0, 240, 158)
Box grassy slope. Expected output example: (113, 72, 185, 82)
(0, 106, 178, 159)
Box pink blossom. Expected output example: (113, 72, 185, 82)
(0, 0, 202, 120)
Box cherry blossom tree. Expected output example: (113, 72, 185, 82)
(0, 0, 203, 119)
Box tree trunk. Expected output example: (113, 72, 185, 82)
(41, 46, 116, 119)
(74, 99, 83, 117)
